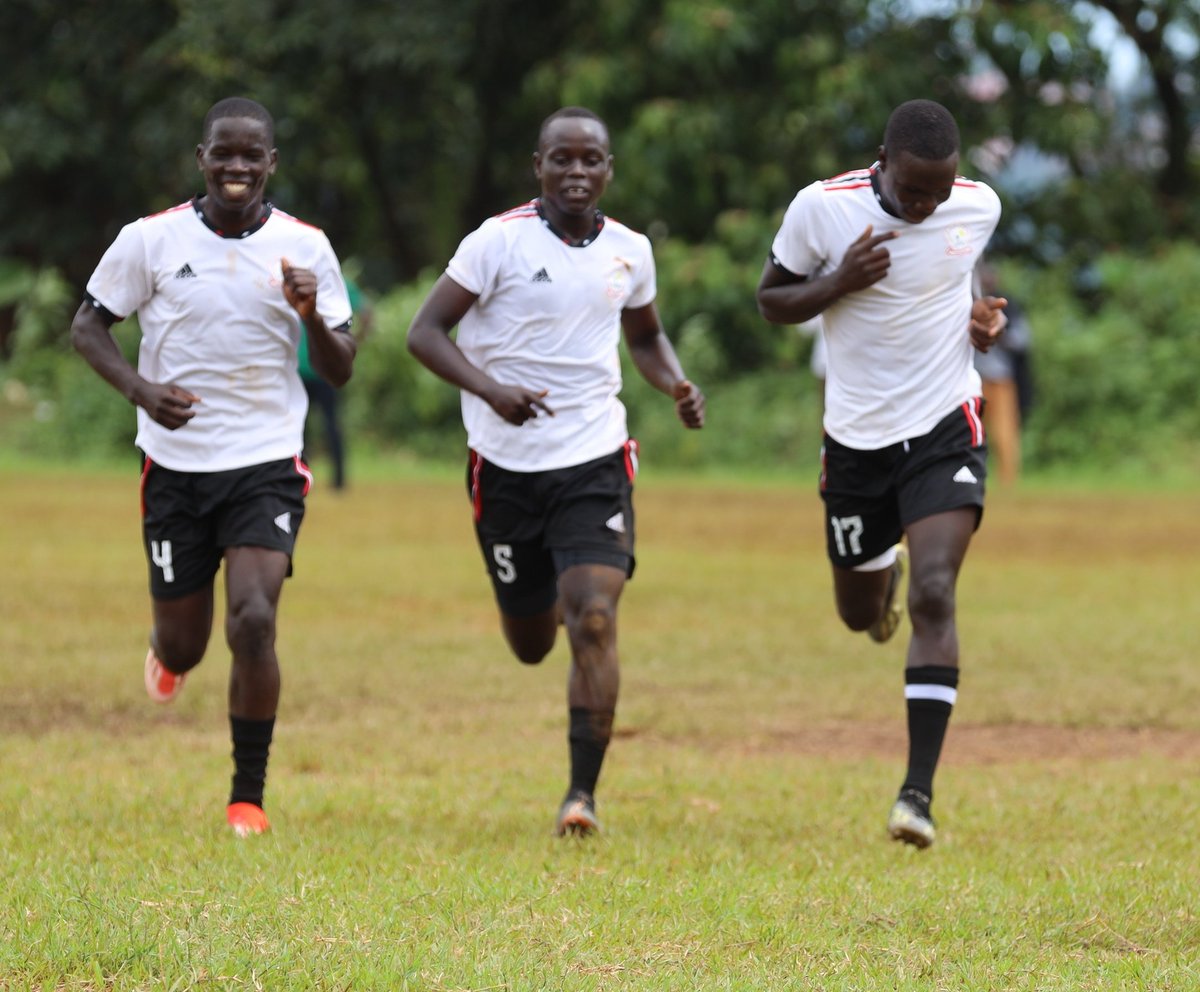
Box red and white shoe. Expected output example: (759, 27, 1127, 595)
(144, 647, 186, 703)
(556, 790, 600, 837)
(226, 802, 270, 838)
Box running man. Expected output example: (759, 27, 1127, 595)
(71, 97, 357, 837)
(756, 99, 1005, 848)
(407, 106, 705, 837)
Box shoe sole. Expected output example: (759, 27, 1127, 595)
(888, 807, 935, 849)
(227, 803, 270, 837)
(556, 801, 600, 837)
(144, 648, 185, 703)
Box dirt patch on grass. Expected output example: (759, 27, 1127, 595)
(746, 721, 1200, 763)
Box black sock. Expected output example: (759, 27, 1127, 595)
(568, 707, 613, 799)
(229, 714, 275, 809)
(902, 665, 959, 802)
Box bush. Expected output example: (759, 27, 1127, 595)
(998, 244, 1200, 470)
(3, 242, 1198, 479)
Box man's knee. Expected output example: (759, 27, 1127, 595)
(226, 599, 277, 659)
(502, 609, 558, 665)
(909, 568, 956, 625)
(837, 601, 878, 632)
(565, 598, 617, 648)
(154, 628, 208, 672)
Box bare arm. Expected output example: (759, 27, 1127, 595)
(755, 225, 898, 325)
(406, 273, 555, 425)
(621, 302, 705, 429)
(281, 258, 356, 387)
(70, 302, 201, 430)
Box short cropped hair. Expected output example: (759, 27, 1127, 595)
(202, 97, 275, 144)
(537, 106, 608, 148)
(883, 100, 959, 161)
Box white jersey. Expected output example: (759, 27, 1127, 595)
(446, 200, 656, 472)
(771, 165, 1001, 449)
(86, 200, 352, 472)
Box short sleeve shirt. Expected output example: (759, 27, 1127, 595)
(86, 200, 352, 471)
(446, 200, 656, 472)
(771, 166, 1001, 449)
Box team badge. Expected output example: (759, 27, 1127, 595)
(944, 225, 974, 256)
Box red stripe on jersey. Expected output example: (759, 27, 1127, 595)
(623, 438, 639, 482)
(144, 202, 193, 221)
(271, 208, 322, 232)
(293, 454, 314, 495)
(823, 181, 873, 191)
(961, 397, 985, 446)
(496, 200, 539, 222)
(953, 179, 978, 188)
(468, 449, 484, 521)
(826, 168, 873, 183)
(139, 457, 153, 517)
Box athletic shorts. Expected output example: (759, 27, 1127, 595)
(140, 455, 312, 599)
(466, 442, 638, 616)
(819, 399, 987, 568)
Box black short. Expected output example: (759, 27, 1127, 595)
(140, 455, 311, 599)
(820, 399, 987, 568)
(466, 443, 638, 616)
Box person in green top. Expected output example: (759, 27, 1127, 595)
(300, 276, 370, 489)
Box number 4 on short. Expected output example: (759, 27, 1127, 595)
(151, 539, 175, 583)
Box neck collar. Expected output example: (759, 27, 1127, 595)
(535, 198, 605, 247)
(869, 165, 901, 220)
(193, 196, 274, 239)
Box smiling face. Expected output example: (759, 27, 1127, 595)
(876, 147, 959, 224)
(533, 115, 613, 237)
(195, 116, 277, 232)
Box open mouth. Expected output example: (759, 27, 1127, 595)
(222, 181, 251, 197)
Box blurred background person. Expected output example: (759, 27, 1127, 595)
(299, 274, 372, 491)
(974, 263, 1033, 487)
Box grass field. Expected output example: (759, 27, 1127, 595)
(1, 463, 1198, 990)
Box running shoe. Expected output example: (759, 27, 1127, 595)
(226, 802, 270, 838)
(868, 544, 908, 644)
(555, 790, 600, 837)
(144, 647, 186, 703)
(887, 788, 936, 849)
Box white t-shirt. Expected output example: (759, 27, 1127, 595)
(445, 200, 656, 472)
(86, 200, 352, 472)
(770, 166, 1001, 449)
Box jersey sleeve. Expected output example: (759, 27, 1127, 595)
(84, 221, 154, 320)
(445, 218, 504, 302)
(311, 232, 353, 330)
(625, 234, 657, 309)
(769, 182, 826, 278)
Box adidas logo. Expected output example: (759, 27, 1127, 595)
(605, 511, 626, 534)
(531, 268, 552, 283)
(952, 466, 978, 484)
(174, 263, 197, 279)
(273, 512, 292, 534)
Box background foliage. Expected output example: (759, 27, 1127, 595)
(1, 0, 1197, 473)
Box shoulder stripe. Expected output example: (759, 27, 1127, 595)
(270, 207, 322, 232)
(496, 200, 538, 221)
(826, 168, 873, 183)
(822, 167, 875, 192)
(143, 201, 193, 221)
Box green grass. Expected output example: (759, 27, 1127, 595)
(2, 465, 1198, 990)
